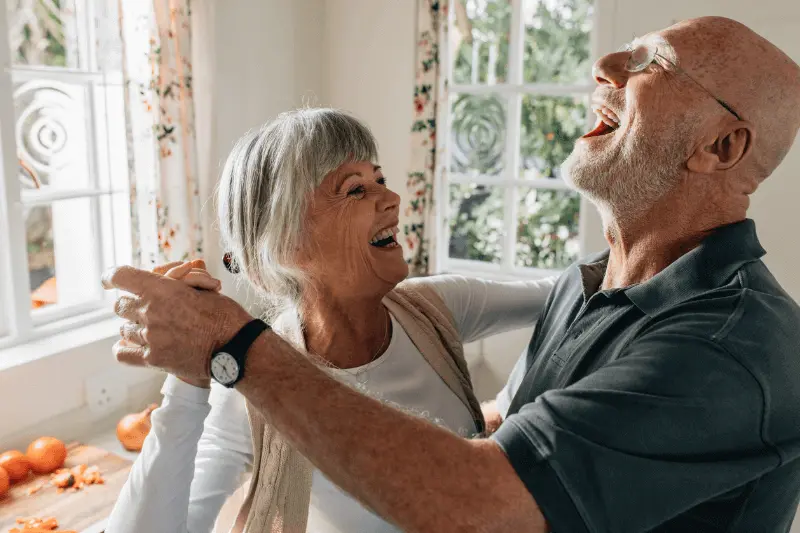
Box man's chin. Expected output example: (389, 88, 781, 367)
(560, 152, 600, 194)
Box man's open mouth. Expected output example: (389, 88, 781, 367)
(369, 226, 400, 248)
(582, 105, 621, 138)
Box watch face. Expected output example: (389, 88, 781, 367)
(211, 352, 240, 385)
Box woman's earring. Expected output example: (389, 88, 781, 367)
(223, 253, 240, 274)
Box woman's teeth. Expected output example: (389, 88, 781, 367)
(370, 226, 400, 248)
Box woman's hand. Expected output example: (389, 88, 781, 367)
(481, 400, 503, 436)
(151, 259, 222, 389)
(154, 259, 222, 293)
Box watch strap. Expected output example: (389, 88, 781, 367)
(214, 318, 269, 387)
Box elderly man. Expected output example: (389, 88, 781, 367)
(105, 17, 800, 532)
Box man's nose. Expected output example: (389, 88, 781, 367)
(592, 51, 632, 88)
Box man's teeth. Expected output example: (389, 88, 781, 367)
(369, 226, 399, 245)
(592, 106, 620, 129)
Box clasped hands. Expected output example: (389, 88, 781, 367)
(102, 260, 253, 388)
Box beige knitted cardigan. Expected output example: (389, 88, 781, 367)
(231, 280, 485, 533)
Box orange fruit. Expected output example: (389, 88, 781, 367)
(0, 450, 31, 482)
(26, 437, 67, 475)
(0, 466, 9, 497)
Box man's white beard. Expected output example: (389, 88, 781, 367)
(561, 126, 691, 221)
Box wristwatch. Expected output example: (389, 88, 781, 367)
(210, 319, 270, 387)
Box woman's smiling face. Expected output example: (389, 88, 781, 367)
(297, 160, 409, 299)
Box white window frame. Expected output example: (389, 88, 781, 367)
(0, 0, 130, 351)
(435, 0, 598, 280)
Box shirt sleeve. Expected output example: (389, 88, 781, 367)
(419, 274, 556, 344)
(491, 331, 778, 533)
(106, 375, 253, 533)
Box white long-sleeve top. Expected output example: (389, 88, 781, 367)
(106, 275, 556, 533)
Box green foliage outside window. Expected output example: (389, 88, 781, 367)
(448, 0, 593, 270)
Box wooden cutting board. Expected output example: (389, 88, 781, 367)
(0, 442, 132, 532)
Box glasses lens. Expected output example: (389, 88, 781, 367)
(625, 44, 655, 72)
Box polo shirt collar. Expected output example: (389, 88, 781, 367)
(624, 219, 765, 316)
(576, 219, 765, 315)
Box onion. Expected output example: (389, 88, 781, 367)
(116, 404, 158, 452)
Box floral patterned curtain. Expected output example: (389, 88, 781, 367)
(119, 0, 202, 268)
(404, 0, 449, 276)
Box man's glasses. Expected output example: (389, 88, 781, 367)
(619, 37, 742, 121)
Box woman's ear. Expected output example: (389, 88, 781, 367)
(687, 121, 755, 174)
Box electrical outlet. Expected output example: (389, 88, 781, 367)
(85, 370, 128, 417)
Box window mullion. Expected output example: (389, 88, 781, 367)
(501, 0, 525, 271)
(74, 0, 92, 71)
(0, 5, 33, 341)
(502, 97, 521, 271)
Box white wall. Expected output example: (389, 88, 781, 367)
(323, 0, 418, 234)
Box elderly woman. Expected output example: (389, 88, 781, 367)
(106, 108, 555, 533)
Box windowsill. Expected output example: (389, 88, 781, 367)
(0, 314, 123, 373)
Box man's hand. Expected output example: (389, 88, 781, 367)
(102, 263, 252, 383)
(146, 259, 222, 388)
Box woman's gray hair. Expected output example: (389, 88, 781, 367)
(217, 108, 378, 323)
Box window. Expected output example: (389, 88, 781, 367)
(0, 0, 131, 348)
(439, 0, 594, 277)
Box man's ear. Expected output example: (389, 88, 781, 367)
(687, 121, 755, 173)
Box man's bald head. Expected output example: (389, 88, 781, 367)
(662, 16, 800, 180)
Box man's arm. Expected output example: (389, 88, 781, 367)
(235, 331, 547, 533)
(102, 265, 547, 533)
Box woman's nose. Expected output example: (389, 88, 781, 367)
(592, 51, 632, 88)
(378, 188, 401, 213)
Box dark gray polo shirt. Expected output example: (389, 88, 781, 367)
(493, 219, 800, 532)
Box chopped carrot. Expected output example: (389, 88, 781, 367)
(10, 515, 62, 530)
(44, 464, 104, 494)
(50, 472, 74, 489)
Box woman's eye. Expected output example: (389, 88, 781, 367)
(348, 185, 366, 196)
(377, 177, 387, 186)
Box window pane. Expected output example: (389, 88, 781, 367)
(26, 204, 54, 308)
(516, 187, 580, 269)
(450, 93, 507, 176)
(6, 0, 80, 67)
(15, 79, 92, 190)
(449, 184, 504, 264)
(452, 0, 511, 85)
(520, 94, 588, 179)
(522, 0, 593, 84)
(26, 197, 101, 311)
